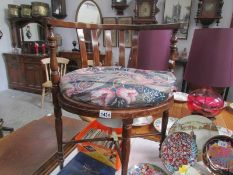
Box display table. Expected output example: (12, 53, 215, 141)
(81, 101, 233, 142)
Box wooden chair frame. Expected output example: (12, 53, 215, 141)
(41, 57, 69, 108)
(46, 18, 181, 175)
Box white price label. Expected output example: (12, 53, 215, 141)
(218, 140, 228, 148)
(99, 110, 112, 119)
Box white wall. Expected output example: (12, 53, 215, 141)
(0, 0, 14, 91)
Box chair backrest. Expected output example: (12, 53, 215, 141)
(41, 57, 69, 82)
(46, 18, 181, 85)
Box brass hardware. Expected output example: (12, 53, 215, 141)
(21, 4, 31, 18)
(31, 2, 49, 17)
(8, 4, 20, 18)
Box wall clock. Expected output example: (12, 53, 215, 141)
(133, 0, 159, 24)
(195, 0, 224, 27)
(111, 0, 128, 15)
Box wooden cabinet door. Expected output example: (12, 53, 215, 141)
(4, 53, 46, 94)
(22, 56, 45, 93)
(24, 63, 43, 88)
(4, 55, 22, 87)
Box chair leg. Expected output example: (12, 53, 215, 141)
(121, 118, 133, 175)
(41, 87, 46, 108)
(54, 106, 64, 169)
(52, 91, 64, 169)
(159, 110, 169, 155)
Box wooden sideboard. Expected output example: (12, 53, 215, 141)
(59, 50, 105, 71)
(3, 53, 47, 94)
(3, 51, 106, 94)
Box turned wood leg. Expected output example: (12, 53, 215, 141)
(52, 92, 64, 169)
(54, 106, 63, 169)
(159, 110, 169, 154)
(121, 118, 133, 175)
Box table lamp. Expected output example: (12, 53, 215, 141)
(184, 28, 233, 96)
(137, 30, 172, 71)
(184, 28, 233, 118)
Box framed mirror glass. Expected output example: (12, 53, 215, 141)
(75, 0, 102, 52)
(21, 23, 45, 42)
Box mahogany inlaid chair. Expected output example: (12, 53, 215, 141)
(40, 57, 69, 108)
(47, 18, 181, 175)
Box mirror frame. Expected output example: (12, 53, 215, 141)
(75, 0, 102, 26)
(21, 23, 45, 42)
(75, 0, 102, 52)
(9, 18, 48, 48)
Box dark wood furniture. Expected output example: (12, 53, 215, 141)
(195, 0, 224, 27)
(58, 50, 105, 71)
(3, 53, 47, 94)
(47, 18, 181, 175)
(3, 51, 105, 94)
(0, 116, 88, 175)
(133, 0, 160, 24)
(8, 17, 48, 50)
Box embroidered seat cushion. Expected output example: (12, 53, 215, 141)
(60, 66, 176, 109)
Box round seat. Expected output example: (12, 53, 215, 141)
(60, 66, 176, 109)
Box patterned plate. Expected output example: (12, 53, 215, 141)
(128, 163, 168, 175)
(153, 117, 178, 135)
(203, 135, 233, 174)
(161, 132, 198, 173)
(168, 115, 219, 154)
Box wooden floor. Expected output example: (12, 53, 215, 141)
(0, 116, 88, 175)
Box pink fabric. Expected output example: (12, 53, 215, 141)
(184, 28, 233, 87)
(137, 30, 172, 71)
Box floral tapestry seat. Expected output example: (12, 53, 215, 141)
(60, 66, 176, 109)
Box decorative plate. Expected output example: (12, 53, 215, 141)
(153, 117, 178, 135)
(203, 135, 233, 174)
(173, 92, 188, 102)
(161, 132, 198, 173)
(133, 116, 153, 126)
(128, 163, 168, 175)
(168, 115, 218, 154)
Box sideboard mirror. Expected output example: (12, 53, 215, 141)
(75, 0, 102, 52)
(9, 18, 48, 51)
(21, 23, 45, 42)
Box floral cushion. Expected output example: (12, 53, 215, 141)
(60, 66, 176, 109)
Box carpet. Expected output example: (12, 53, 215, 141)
(0, 89, 80, 130)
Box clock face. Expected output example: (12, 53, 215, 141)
(139, 2, 151, 17)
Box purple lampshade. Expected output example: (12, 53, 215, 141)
(184, 28, 233, 87)
(137, 30, 172, 71)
